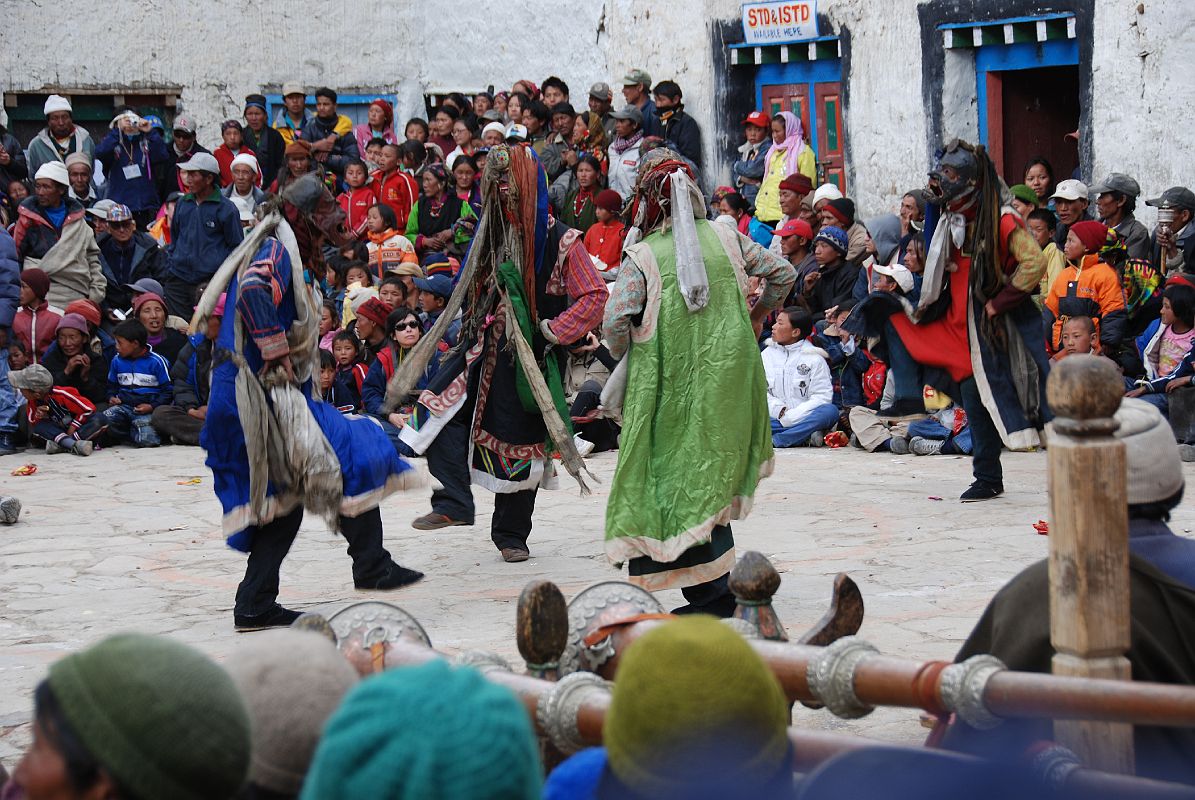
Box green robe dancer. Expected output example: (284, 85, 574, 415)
(603, 150, 795, 614)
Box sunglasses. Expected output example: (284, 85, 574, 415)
(392, 321, 421, 332)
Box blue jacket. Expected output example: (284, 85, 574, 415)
(0, 228, 19, 329)
(166, 189, 244, 284)
(732, 141, 768, 204)
(107, 347, 173, 406)
(95, 128, 169, 212)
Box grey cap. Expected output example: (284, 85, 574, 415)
(125, 277, 165, 296)
(281, 81, 306, 98)
(622, 68, 652, 87)
(589, 81, 613, 100)
(481, 109, 505, 122)
(9, 365, 53, 393)
(1146, 186, 1195, 212)
(86, 198, 117, 219)
(1091, 173, 1141, 198)
(178, 151, 220, 175)
(610, 105, 644, 126)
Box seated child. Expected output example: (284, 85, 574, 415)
(8, 364, 97, 456)
(364, 204, 417, 282)
(582, 189, 625, 279)
(319, 300, 341, 351)
(1128, 285, 1195, 417)
(378, 276, 407, 311)
(1043, 220, 1126, 357)
(84, 319, 173, 447)
(763, 307, 839, 447)
(340, 263, 375, 327)
(1052, 314, 1097, 361)
(13, 268, 61, 363)
(318, 348, 342, 407)
(329, 331, 368, 412)
(336, 159, 376, 237)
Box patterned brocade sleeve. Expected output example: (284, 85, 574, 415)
(602, 256, 647, 360)
(740, 233, 796, 310)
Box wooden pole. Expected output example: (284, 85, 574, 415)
(1046, 355, 1134, 773)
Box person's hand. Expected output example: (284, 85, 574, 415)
(577, 332, 600, 353)
(388, 412, 407, 428)
(563, 149, 578, 168)
(137, 117, 153, 133)
(0, 145, 9, 166)
(109, 396, 122, 405)
(1158, 226, 1180, 259)
(187, 405, 208, 420)
(1165, 375, 1192, 393)
(803, 271, 820, 293)
(134, 403, 153, 414)
(1125, 387, 1147, 398)
(984, 300, 998, 318)
(263, 355, 296, 384)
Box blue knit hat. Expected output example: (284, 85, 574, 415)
(301, 660, 542, 800)
(813, 225, 849, 256)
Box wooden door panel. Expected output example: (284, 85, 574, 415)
(815, 82, 846, 193)
(760, 83, 811, 141)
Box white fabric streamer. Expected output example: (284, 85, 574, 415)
(917, 210, 966, 314)
(669, 170, 709, 313)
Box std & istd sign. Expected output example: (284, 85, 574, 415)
(741, 1, 819, 45)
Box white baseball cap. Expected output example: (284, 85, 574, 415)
(1051, 179, 1089, 202)
(873, 262, 914, 293)
(178, 152, 221, 175)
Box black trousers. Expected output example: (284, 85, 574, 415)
(959, 377, 1003, 487)
(234, 505, 395, 616)
(570, 380, 620, 452)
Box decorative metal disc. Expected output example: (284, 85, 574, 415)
(327, 601, 432, 648)
(558, 581, 663, 676)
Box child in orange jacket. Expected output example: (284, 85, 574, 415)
(1043, 220, 1127, 357)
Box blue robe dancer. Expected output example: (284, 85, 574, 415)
(200, 175, 424, 631)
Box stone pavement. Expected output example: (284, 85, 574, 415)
(2, 443, 1192, 769)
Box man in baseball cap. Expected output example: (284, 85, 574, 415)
(1049, 178, 1092, 249)
(734, 112, 772, 205)
(621, 68, 660, 137)
(1091, 173, 1151, 260)
(1147, 187, 1195, 273)
(275, 81, 312, 146)
(165, 113, 211, 197)
(27, 94, 95, 178)
(773, 218, 816, 279)
(163, 152, 243, 318)
(589, 81, 615, 139)
(873, 262, 915, 294)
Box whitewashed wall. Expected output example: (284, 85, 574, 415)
(1, 0, 1189, 222)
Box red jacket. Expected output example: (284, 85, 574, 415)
(583, 219, 626, 272)
(27, 385, 95, 433)
(13, 301, 62, 363)
(214, 144, 258, 188)
(338, 187, 377, 237)
(372, 169, 419, 230)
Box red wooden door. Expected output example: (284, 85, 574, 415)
(815, 82, 846, 194)
(760, 83, 812, 145)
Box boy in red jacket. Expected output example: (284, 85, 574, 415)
(9, 363, 97, 455)
(582, 189, 625, 278)
(12, 268, 61, 363)
(337, 159, 376, 237)
(372, 143, 419, 230)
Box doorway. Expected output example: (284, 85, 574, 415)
(987, 65, 1080, 187)
(759, 78, 847, 193)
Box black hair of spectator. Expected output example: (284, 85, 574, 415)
(404, 117, 430, 138)
(1023, 156, 1055, 184)
(721, 193, 750, 215)
(551, 102, 577, 119)
(1164, 284, 1195, 328)
(446, 92, 470, 112)
(452, 154, 478, 173)
(1062, 314, 1096, 335)
(343, 260, 374, 286)
(781, 307, 813, 339)
(398, 140, 425, 164)
(319, 348, 335, 370)
(315, 87, 337, 103)
(380, 275, 407, 300)
(653, 80, 683, 100)
(33, 681, 126, 794)
(1027, 208, 1058, 231)
(525, 100, 551, 125)
(366, 137, 388, 150)
(386, 305, 421, 332)
(113, 319, 148, 347)
(9, 338, 28, 356)
(434, 105, 460, 122)
(1130, 487, 1183, 522)
(344, 158, 368, 174)
(373, 203, 398, 229)
(576, 154, 605, 185)
(509, 91, 531, 109)
(332, 330, 364, 361)
(542, 76, 570, 98)
(455, 116, 480, 136)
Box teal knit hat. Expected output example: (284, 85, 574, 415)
(302, 660, 542, 800)
(47, 633, 251, 800)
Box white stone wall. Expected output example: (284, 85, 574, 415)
(1, 0, 1189, 222)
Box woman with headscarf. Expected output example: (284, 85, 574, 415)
(355, 99, 397, 155)
(753, 111, 816, 226)
(404, 163, 476, 257)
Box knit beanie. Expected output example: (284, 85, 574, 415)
(20, 268, 50, 300)
(356, 297, 392, 328)
(132, 291, 167, 317)
(813, 225, 849, 256)
(224, 630, 359, 794)
(301, 660, 542, 800)
(1009, 183, 1039, 207)
(64, 299, 102, 329)
(604, 617, 790, 795)
(55, 313, 90, 336)
(778, 173, 814, 196)
(47, 633, 251, 800)
(1069, 220, 1109, 255)
(812, 182, 843, 206)
(825, 197, 855, 226)
(285, 139, 313, 158)
(595, 188, 623, 215)
(1116, 397, 1184, 505)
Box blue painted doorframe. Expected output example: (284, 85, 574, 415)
(975, 39, 1078, 147)
(755, 60, 842, 163)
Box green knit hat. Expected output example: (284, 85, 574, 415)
(1009, 183, 1040, 207)
(301, 660, 542, 800)
(604, 616, 790, 794)
(47, 633, 251, 800)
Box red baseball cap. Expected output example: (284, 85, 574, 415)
(743, 111, 770, 128)
(773, 218, 813, 240)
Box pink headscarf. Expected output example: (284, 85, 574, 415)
(763, 111, 807, 179)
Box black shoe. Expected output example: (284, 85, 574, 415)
(960, 480, 1004, 502)
(878, 399, 926, 420)
(671, 593, 738, 619)
(355, 564, 425, 591)
(234, 604, 302, 632)
(0, 433, 23, 456)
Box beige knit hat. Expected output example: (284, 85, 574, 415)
(1116, 398, 1184, 505)
(224, 629, 359, 794)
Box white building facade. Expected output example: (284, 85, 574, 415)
(2, 0, 1191, 220)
